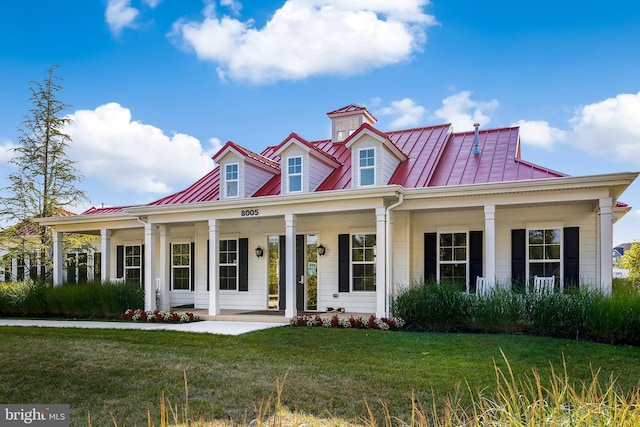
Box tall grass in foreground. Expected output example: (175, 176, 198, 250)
(391, 281, 640, 345)
(104, 352, 640, 426)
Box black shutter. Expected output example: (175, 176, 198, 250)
(338, 234, 350, 292)
(206, 240, 210, 292)
(564, 227, 579, 290)
(469, 231, 483, 291)
(116, 245, 124, 279)
(511, 229, 526, 290)
(424, 233, 437, 283)
(239, 238, 249, 291)
(190, 242, 195, 291)
(141, 244, 145, 285)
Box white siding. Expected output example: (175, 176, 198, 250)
(308, 158, 334, 191)
(380, 147, 402, 185)
(405, 203, 598, 288)
(244, 164, 276, 197)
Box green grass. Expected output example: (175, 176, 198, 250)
(0, 326, 639, 426)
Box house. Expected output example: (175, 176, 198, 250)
(1, 215, 99, 283)
(35, 104, 638, 318)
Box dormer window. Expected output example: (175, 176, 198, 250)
(287, 156, 303, 193)
(225, 163, 239, 198)
(358, 148, 375, 186)
(336, 118, 360, 141)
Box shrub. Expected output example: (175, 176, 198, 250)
(0, 280, 144, 319)
(392, 280, 640, 345)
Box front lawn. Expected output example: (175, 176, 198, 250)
(0, 326, 638, 426)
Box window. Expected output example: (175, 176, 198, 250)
(358, 148, 375, 186)
(225, 163, 239, 198)
(336, 118, 360, 141)
(352, 234, 376, 291)
(439, 232, 467, 289)
(287, 156, 302, 192)
(219, 239, 238, 290)
(125, 245, 141, 283)
(172, 243, 191, 290)
(528, 228, 560, 281)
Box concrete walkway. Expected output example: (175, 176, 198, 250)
(0, 318, 287, 336)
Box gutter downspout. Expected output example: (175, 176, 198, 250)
(385, 189, 404, 317)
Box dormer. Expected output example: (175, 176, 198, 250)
(213, 141, 279, 199)
(327, 104, 377, 142)
(344, 123, 408, 188)
(274, 133, 340, 194)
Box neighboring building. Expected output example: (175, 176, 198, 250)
(36, 104, 638, 318)
(1, 216, 99, 283)
(613, 242, 632, 265)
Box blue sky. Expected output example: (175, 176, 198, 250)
(1, 0, 639, 245)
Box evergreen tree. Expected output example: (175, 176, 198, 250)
(0, 66, 87, 280)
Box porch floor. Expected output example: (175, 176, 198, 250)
(173, 308, 373, 323)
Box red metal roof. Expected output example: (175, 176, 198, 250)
(81, 118, 569, 213)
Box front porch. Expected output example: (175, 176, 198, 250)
(175, 308, 374, 324)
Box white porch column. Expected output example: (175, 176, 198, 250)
(208, 219, 220, 316)
(158, 225, 171, 311)
(484, 205, 496, 288)
(100, 229, 111, 282)
(375, 207, 387, 318)
(144, 223, 157, 311)
(52, 231, 64, 286)
(285, 213, 297, 318)
(599, 197, 613, 295)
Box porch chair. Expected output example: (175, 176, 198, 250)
(475, 276, 489, 296)
(112, 277, 125, 284)
(533, 275, 555, 294)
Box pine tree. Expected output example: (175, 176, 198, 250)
(0, 66, 87, 281)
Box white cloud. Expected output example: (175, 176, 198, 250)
(105, 0, 139, 35)
(0, 139, 17, 163)
(432, 91, 499, 131)
(65, 103, 214, 195)
(569, 92, 640, 166)
(220, 0, 242, 15)
(171, 0, 437, 84)
(143, 0, 162, 8)
(377, 98, 426, 129)
(511, 120, 567, 150)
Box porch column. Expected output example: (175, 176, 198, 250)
(158, 224, 171, 311)
(144, 223, 157, 311)
(375, 207, 387, 318)
(208, 219, 220, 316)
(52, 231, 63, 286)
(484, 205, 496, 288)
(285, 213, 297, 318)
(100, 228, 111, 282)
(599, 197, 613, 295)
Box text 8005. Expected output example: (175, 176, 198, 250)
(241, 209, 259, 217)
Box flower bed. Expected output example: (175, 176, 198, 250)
(290, 314, 404, 330)
(120, 308, 201, 323)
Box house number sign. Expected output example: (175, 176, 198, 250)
(240, 209, 259, 217)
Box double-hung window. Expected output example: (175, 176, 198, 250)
(528, 228, 561, 280)
(352, 234, 376, 291)
(125, 245, 142, 283)
(439, 232, 467, 289)
(287, 156, 302, 193)
(171, 243, 191, 290)
(219, 239, 238, 290)
(225, 163, 239, 198)
(358, 148, 375, 186)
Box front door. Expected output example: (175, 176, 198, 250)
(268, 234, 318, 311)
